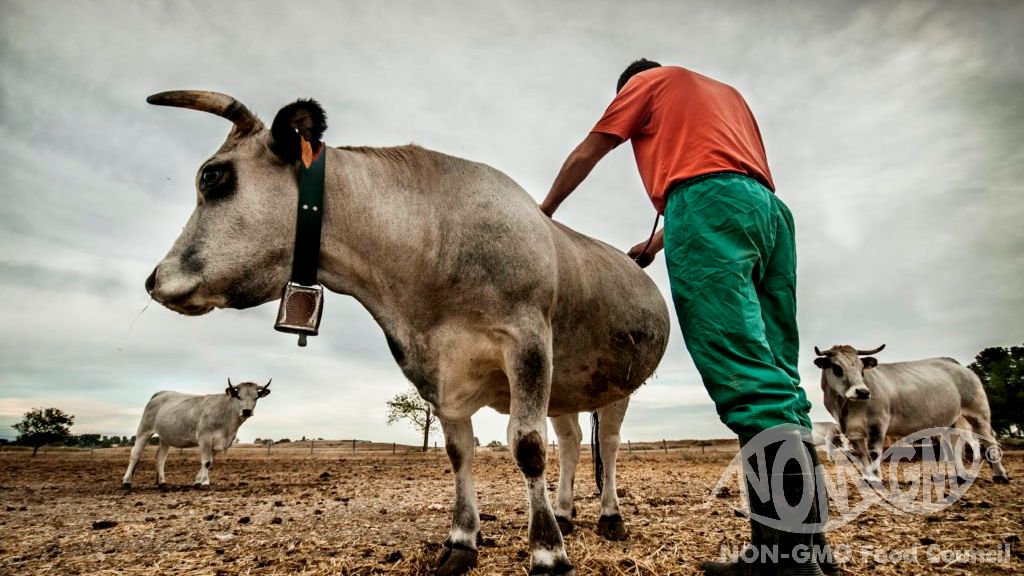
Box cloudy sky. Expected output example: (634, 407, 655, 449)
(1, 1, 1021, 445)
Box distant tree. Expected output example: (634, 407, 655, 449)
(12, 408, 74, 456)
(77, 434, 101, 448)
(148, 436, 160, 446)
(474, 436, 481, 447)
(275, 438, 291, 444)
(386, 388, 438, 452)
(969, 344, 1024, 438)
(486, 440, 505, 451)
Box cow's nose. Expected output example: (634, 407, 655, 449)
(855, 388, 871, 400)
(145, 268, 156, 294)
(242, 409, 253, 418)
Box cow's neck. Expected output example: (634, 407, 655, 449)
(216, 395, 245, 439)
(315, 147, 441, 340)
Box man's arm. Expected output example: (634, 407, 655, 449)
(540, 132, 621, 217)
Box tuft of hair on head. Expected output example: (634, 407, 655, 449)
(617, 58, 662, 92)
(270, 98, 328, 162)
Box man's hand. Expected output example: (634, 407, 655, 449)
(627, 228, 664, 269)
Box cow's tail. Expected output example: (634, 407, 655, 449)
(591, 411, 604, 494)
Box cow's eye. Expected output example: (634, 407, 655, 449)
(198, 163, 235, 201)
(832, 365, 844, 378)
(201, 169, 221, 187)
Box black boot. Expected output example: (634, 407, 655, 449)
(700, 429, 828, 576)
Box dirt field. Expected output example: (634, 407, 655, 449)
(1, 443, 1021, 575)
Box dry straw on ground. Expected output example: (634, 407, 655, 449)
(1, 442, 1021, 575)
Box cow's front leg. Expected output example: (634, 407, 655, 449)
(155, 441, 170, 489)
(596, 397, 628, 541)
(194, 440, 213, 489)
(549, 413, 581, 535)
(506, 337, 574, 576)
(848, 435, 880, 484)
(435, 417, 480, 576)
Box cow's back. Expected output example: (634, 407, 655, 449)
(874, 358, 981, 434)
(147, 391, 205, 447)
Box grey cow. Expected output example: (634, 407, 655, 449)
(141, 91, 670, 576)
(121, 379, 271, 489)
(814, 344, 1009, 484)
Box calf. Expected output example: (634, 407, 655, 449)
(121, 379, 271, 489)
(814, 344, 1008, 484)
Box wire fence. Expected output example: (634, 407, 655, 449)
(0, 438, 741, 462)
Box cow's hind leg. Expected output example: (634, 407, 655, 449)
(194, 440, 213, 489)
(550, 413, 581, 535)
(435, 417, 480, 576)
(155, 441, 171, 489)
(596, 397, 629, 541)
(506, 335, 573, 575)
(963, 415, 1010, 483)
(593, 393, 630, 537)
(122, 431, 153, 489)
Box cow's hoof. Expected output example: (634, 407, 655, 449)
(555, 516, 574, 535)
(955, 475, 976, 485)
(121, 482, 132, 491)
(597, 514, 627, 541)
(195, 483, 211, 491)
(157, 483, 168, 491)
(435, 543, 477, 576)
(993, 475, 1010, 484)
(528, 558, 575, 576)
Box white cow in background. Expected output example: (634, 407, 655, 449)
(811, 421, 849, 462)
(121, 379, 271, 489)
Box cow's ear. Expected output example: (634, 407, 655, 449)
(258, 387, 271, 398)
(814, 357, 832, 369)
(269, 98, 327, 162)
(862, 357, 878, 369)
(225, 387, 233, 398)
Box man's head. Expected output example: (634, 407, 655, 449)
(617, 58, 661, 92)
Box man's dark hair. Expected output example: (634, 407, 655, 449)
(617, 58, 662, 92)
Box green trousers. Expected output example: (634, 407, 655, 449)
(664, 173, 812, 438)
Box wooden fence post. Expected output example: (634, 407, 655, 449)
(392, 442, 396, 455)
(627, 440, 632, 455)
(266, 441, 271, 456)
(352, 439, 356, 452)
(310, 439, 314, 455)
(662, 439, 667, 455)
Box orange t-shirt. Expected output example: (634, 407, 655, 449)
(592, 66, 774, 213)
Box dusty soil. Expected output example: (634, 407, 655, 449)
(1, 444, 1021, 575)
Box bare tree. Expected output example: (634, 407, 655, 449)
(385, 388, 438, 452)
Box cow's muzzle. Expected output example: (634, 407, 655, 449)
(241, 409, 253, 418)
(848, 387, 871, 400)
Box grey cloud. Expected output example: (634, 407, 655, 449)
(1, 1, 1021, 444)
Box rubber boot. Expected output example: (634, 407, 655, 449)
(701, 429, 827, 576)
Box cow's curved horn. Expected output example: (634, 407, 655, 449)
(147, 90, 263, 136)
(263, 378, 272, 389)
(814, 346, 832, 356)
(856, 344, 886, 355)
(227, 377, 235, 389)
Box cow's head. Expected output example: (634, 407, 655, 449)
(225, 378, 272, 419)
(144, 91, 328, 315)
(813, 344, 885, 400)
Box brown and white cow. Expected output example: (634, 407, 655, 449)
(141, 91, 670, 576)
(814, 344, 1009, 484)
(122, 379, 271, 489)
